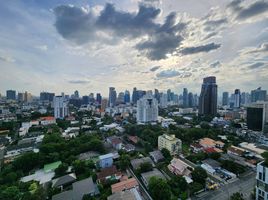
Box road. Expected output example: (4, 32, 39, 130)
(193, 171, 256, 200)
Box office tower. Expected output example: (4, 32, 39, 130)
(74, 90, 79, 99)
(234, 89, 241, 108)
(247, 102, 268, 134)
(154, 89, 160, 103)
(241, 92, 250, 105)
(222, 92, 229, 106)
(256, 162, 268, 200)
(23, 91, 32, 103)
(54, 96, 69, 119)
(18, 92, 24, 102)
(198, 76, 218, 116)
(194, 94, 199, 107)
(137, 92, 158, 123)
(88, 93, 95, 104)
(6, 90, 16, 100)
(188, 92, 194, 108)
(101, 99, 108, 111)
(109, 87, 117, 107)
(183, 88, 188, 107)
(124, 90, 130, 103)
(160, 93, 168, 108)
(96, 93, 102, 104)
(167, 89, 172, 102)
(251, 87, 267, 103)
(132, 87, 138, 104)
(40, 92, 55, 102)
(82, 96, 89, 105)
(117, 92, 125, 104)
(174, 94, 179, 105)
(137, 90, 146, 100)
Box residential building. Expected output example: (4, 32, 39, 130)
(168, 158, 193, 176)
(256, 161, 268, 200)
(108, 190, 140, 200)
(149, 150, 164, 163)
(40, 92, 55, 102)
(111, 177, 139, 193)
(222, 92, 229, 106)
(96, 93, 102, 104)
(54, 96, 69, 119)
(251, 87, 267, 103)
(160, 93, 168, 108)
(124, 90, 130, 103)
(97, 165, 121, 184)
(130, 157, 154, 170)
(141, 168, 166, 187)
(52, 173, 77, 189)
(101, 99, 108, 111)
(188, 92, 194, 108)
(99, 153, 114, 168)
(6, 90, 16, 100)
(136, 93, 158, 123)
(158, 134, 182, 155)
(234, 89, 241, 108)
(109, 87, 117, 107)
(198, 76, 218, 116)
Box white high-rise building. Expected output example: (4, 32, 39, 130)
(54, 96, 69, 119)
(256, 161, 268, 200)
(137, 92, 158, 123)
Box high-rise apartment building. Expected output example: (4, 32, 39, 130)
(6, 90, 16, 100)
(109, 87, 117, 107)
(96, 93, 102, 104)
(188, 92, 194, 108)
(251, 87, 267, 103)
(256, 161, 268, 200)
(54, 96, 69, 119)
(40, 92, 55, 102)
(124, 90, 130, 103)
(160, 93, 168, 108)
(222, 92, 229, 106)
(234, 89, 241, 108)
(198, 76, 218, 116)
(183, 88, 188, 107)
(137, 93, 158, 123)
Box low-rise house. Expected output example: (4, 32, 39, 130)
(149, 150, 164, 163)
(168, 158, 192, 176)
(227, 145, 245, 157)
(52, 173, 77, 189)
(128, 136, 139, 144)
(99, 153, 114, 168)
(123, 144, 135, 152)
(107, 136, 123, 150)
(141, 168, 166, 187)
(130, 157, 154, 170)
(108, 189, 141, 200)
(111, 177, 139, 193)
(199, 138, 224, 149)
(52, 177, 99, 200)
(40, 116, 56, 126)
(201, 159, 221, 175)
(190, 143, 203, 153)
(97, 165, 121, 184)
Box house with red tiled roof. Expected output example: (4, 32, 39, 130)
(111, 177, 139, 193)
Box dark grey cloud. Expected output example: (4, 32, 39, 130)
(54, 4, 187, 60)
(68, 80, 90, 84)
(150, 66, 161, 72)
(247, 62, 265, 69)
(228, 0, 268, 20)
(180, 43, 221, 55)
(156, 69, 180, 78)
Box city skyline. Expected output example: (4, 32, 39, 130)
(1, 0, 268, 96)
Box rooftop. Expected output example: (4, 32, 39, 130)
(44, 161, 62, 173)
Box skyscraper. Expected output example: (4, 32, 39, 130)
(198, 76, 218, 116)
(132, 87, 138, 104)
(183, 88, 188, 107)
(74, 90, 79, 99)
(82, 96, 89, 105)
(96, 93, 102, 104)
(154, 89, 160, 103)
(54, 96, 69, 119)
(40, 92, 55, 102)
(234, 89, 241, 108)
(137, 92, 158, 123)
(251, 87, 267, 102)
(188, 92, 194, 108)
(160, 93, 168, 108)
(109, 87, 117, 107)
(124, 90, 130, 103)
(117, 92, 125, 104)
(222, 92, 229, 106)
(6, 90, 16, 100)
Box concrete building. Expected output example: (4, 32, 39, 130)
(256, 161, 268, 200)
(222, 92, 229, 106)
(99, 153, 114, 169)
(247, 102, 268, 134)
(109, 87, 117, 107)
(136, 93, 158, 123)
(198, 76, 218, 116)
(6, 90, 16, 100)
(252, 87, 267, 103)
(53, 96, 69, 119)
(160, 93, 168, 108)
(158, 134, 182, 155)
(234, 89, 241, 108)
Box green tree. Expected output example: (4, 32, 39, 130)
(191, 167, 207, 186)
(118, 154, 130, 170)
(55, 163, 68, 177)
(0, 186, 21, 200)
(230, 192, 244, 200)
(161, 148, 172, 162)
(13, 152, 40, 173)
(139, 162, 153, 173)
(148, 177, 171, 200)
(168, 176, 188, 196)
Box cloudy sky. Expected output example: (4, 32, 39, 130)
(0, 0, 268, 97)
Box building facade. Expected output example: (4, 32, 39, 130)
(256, 161, 268, 200)
(54, 96, 69, 119)
(136, 93, 158, 123)
(198, 76, 218, 116)
(158, 134, 182, 155)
